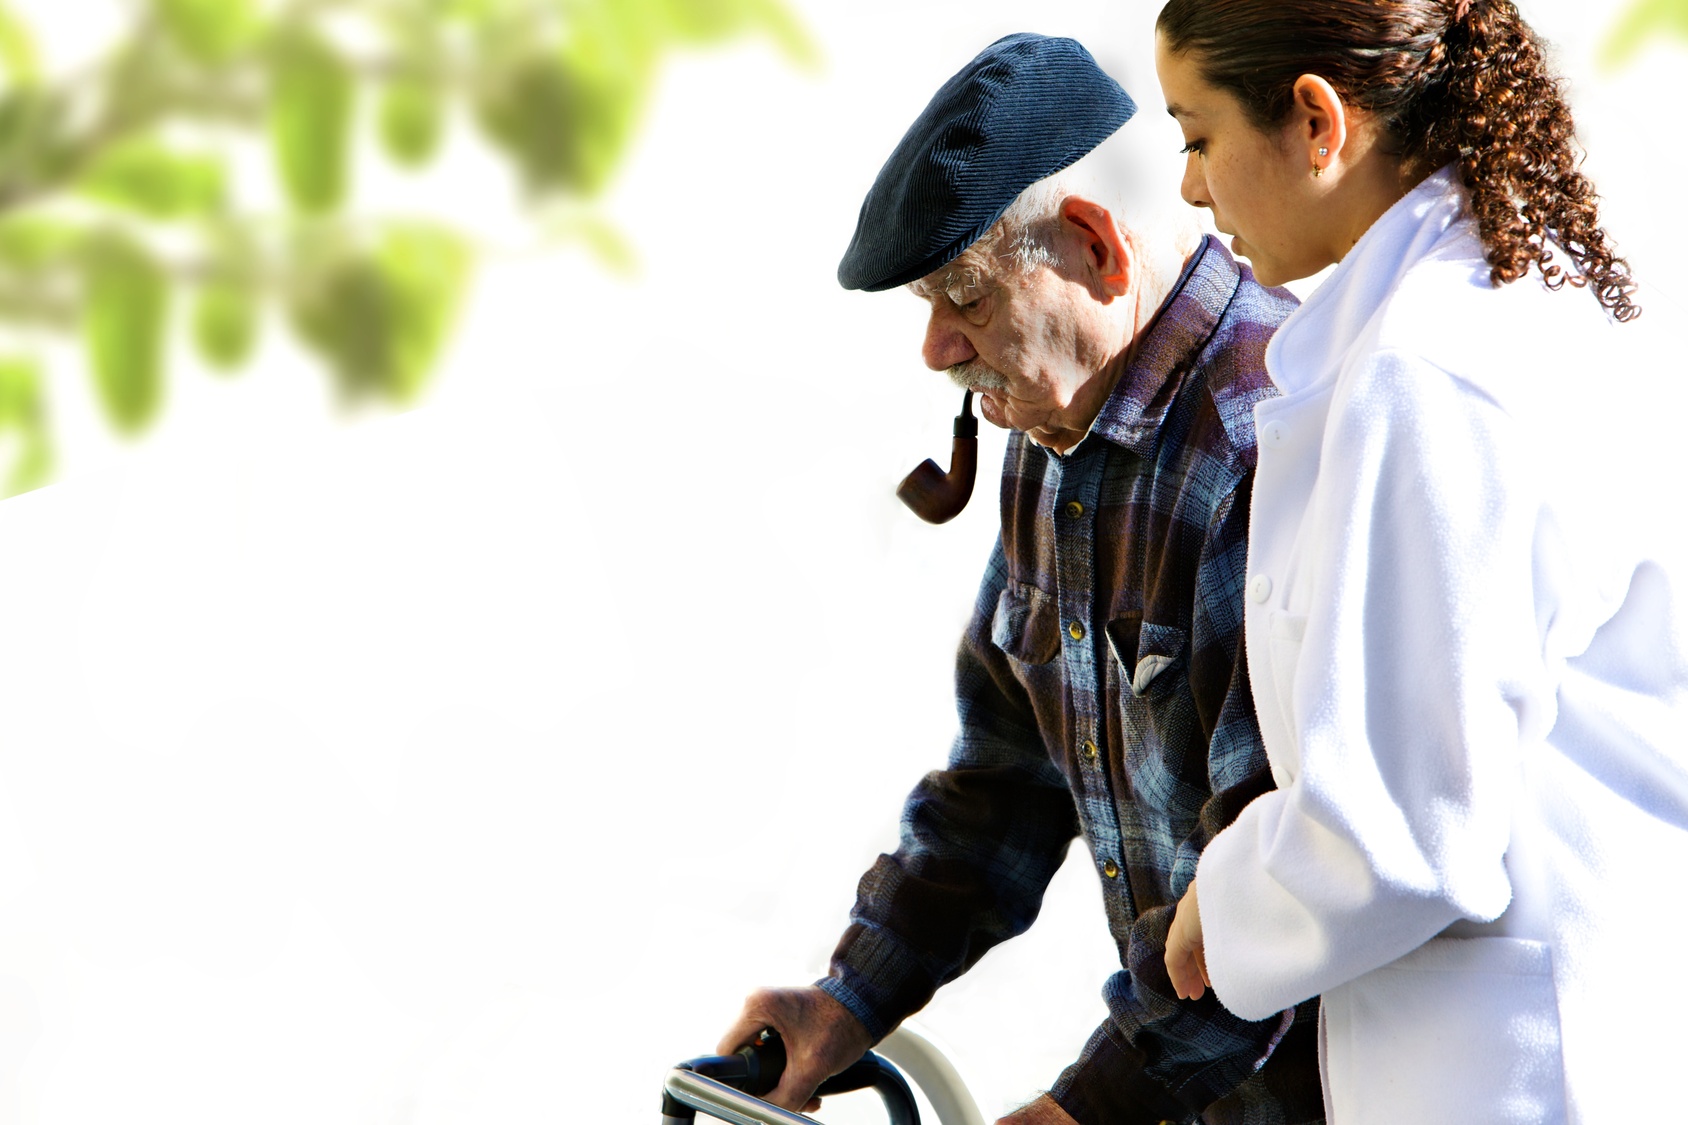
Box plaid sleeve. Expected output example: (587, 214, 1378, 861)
(819, 540, 1080, 1039)
(1050, 479, 1322, 1125)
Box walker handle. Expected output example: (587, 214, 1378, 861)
(662, 1030, 918, 1125)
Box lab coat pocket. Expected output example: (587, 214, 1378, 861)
(1258, 611, 1307, 783)
(1322, 937, 1567, 1125)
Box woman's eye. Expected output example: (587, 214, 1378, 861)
(1179, 140, 1204, 156)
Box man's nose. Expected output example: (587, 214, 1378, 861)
(921, 308, 976, 371)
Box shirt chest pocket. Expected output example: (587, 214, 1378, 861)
(1104, 612, 1196, 828)
(989, 584, 1065, 742)
(1104, 612, 1189, 698)
(991, 583, 1060, 665)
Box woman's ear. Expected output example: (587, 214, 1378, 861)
(1060, 197, 1134, 299)
(1291, 73, 1347, 176)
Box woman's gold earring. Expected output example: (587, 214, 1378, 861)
(1313, 146, 1329, 177)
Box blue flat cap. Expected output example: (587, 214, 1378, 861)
(837, 33, 1137, 293)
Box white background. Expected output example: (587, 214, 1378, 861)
(0, 3, 1682, 1124)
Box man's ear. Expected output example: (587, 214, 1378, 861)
(1061, 197, 1132, 300)
(1291, 73, 1347, 174)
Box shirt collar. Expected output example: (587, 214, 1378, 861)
(1085, 235, 1242, 457)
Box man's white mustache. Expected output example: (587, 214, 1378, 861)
(948, 358, 1008, 393)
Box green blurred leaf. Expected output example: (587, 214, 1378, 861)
(573, 0, 663, 69)
(288, 225, 470, 402)
(0, 353, 40, 424)
(594, 0, 817, 67)
(193, 281, 259, 372)
(473, 52, 580, 193)
(739, 0, 820, 68)
(655, 0, 755, 43)
(1601, 0, 1688, 70)
(0, 88, 71, 184)
(379, 78, 445, 167)
(0, 217, 82, 271)
(377, 223, 471, 399)
(555, 48, 645, 196)
(77, 139, 227, 219)
(269, 28, 355, 214)
(289, 254, 389, 397)
(159, 0, 261, 64)
(475, 40, 647, 197)
(81, 232, 169, 433)
(546, 210, 636, 275)
(0, 354, 51, 496)
(0, 2, 39, 83)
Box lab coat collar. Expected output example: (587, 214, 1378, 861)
(1266, 164, 1470, 398)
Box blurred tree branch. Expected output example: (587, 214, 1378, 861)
(0, 0, 814, 496)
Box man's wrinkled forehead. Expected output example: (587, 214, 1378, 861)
(908, 246, 994, 303)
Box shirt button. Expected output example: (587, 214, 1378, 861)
(1102, 860, 1120, 879)
(1249, 574, 1273, 604)
(1065, 500, 1084, 520)
(1068, 621, 1085, 641)
(1264, 420, 1288, 446)
(1082, 740, 1099, 763)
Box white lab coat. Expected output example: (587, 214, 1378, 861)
(1195, 166, 1688, 1124)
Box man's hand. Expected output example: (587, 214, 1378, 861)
(718, 986, 874, 1113)
(1165, 879, 1211, 1001)
(996, 1093, 1078, 1125)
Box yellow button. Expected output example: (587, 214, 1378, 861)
(1068, 621, 1084, 641)
(1082, 740, 1099, 762)
(1065, 500, 1084, 520)
(1102, 860, 1120, 879)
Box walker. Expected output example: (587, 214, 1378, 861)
(661, 1026, 985, 1125)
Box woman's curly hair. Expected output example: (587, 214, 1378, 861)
(1156, 0, 1639, 321)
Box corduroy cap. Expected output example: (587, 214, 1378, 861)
(837, 33, 1137, 293)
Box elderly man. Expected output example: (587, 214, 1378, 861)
(721, 34, 1321, 1125)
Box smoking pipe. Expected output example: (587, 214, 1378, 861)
(897, 390, 978, 524)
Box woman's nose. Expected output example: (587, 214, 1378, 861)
(1180, 155, 1210, 209)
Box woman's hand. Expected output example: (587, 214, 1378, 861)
(1165, 879, 1212, 1001)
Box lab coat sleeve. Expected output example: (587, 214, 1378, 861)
(1196, 347, 1550, 1021)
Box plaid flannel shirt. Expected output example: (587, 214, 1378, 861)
(820, 238, 1323, 1125)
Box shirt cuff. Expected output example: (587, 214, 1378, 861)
(814, 974, 892, 1043)
(821, 920, 945, 1043)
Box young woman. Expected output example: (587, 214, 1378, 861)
(1153, 2, 1688, 1123)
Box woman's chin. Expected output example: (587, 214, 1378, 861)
(1233, 241, 1281, 286)
(1231, 241, 1325, 290)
